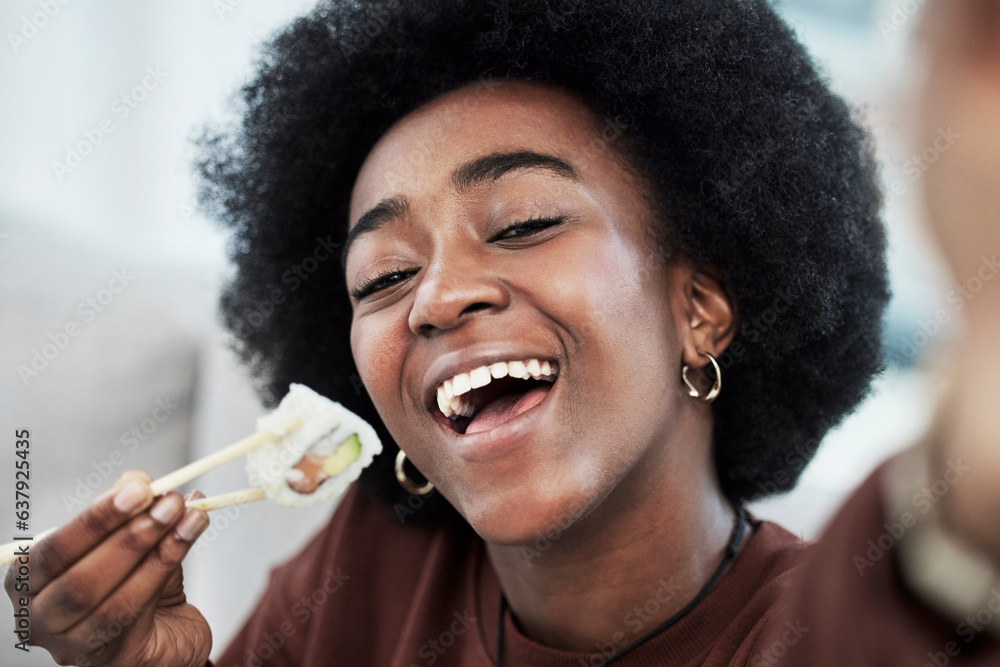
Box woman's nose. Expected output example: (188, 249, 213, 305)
(407, 255, 510, 336)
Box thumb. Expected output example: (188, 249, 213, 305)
(158, 565, 187, 608)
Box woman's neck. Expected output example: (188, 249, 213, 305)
(485, 438, 738, 654)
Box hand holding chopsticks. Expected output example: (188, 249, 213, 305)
(0, 418, 298, 567)
(0, 383, 383, 568)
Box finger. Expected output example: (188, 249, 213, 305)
(159, 491, 208, 606)
(111, 470, 153, 493)
(53, 507, 211, 666)
(28, 472, 155, 592)
(95, 469, 154, 504)
(184, 490, 206, 502)
(30, 492, 187, 635)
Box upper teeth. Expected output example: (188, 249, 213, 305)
(436, 358, 556, 419)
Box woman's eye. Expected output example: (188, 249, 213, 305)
(352, 269, 417, 300)
(492, 216, 566, 241)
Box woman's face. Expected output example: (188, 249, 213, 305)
(345, 80, 705, 544)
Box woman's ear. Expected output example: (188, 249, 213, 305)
(673, 263, 737, 369)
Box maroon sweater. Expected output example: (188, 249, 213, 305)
(212, 470, 1000, 666)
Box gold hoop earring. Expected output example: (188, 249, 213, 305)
(395, 449, 434, 496)
(682, 349, 722, 403)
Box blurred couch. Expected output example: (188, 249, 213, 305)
(0, 218, 336, 665)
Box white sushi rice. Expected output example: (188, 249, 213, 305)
(246, 383, 382, 507)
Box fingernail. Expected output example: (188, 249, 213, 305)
(176, 511, 208, 542)
(114, 480, 150, 514)
(120, 469, 150, 484)
(150, 494, 183, 524)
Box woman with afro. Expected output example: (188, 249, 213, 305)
(10, 0, 1000, 665)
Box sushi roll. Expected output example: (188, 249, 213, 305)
(246, 383, 382, 507)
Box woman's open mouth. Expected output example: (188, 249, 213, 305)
(434, 359, 559, 435)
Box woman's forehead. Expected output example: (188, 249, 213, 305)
(347, 80, 614, 228)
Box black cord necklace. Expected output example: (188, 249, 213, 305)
(495, 507, 749, 667)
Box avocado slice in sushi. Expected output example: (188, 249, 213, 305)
(322, 434, 362, 477)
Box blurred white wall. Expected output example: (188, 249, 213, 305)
(0, 0, 964, 665)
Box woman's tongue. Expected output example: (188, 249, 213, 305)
(464, 384, 550, 435)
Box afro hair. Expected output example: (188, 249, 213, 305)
(196, 0, 890, 524)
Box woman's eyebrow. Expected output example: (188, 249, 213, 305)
(342, 195, 410, 267)
(451, 150, 577, 191)
(343, 151, 577, 266)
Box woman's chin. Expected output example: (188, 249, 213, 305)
(459, 489, 595, 549)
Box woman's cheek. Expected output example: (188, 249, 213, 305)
(576, 245, 654, 337)
(350, 316, 407, 410)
